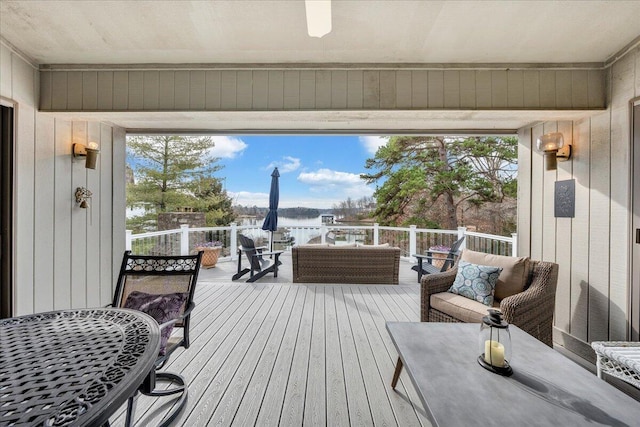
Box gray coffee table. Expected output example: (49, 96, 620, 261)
(386, 322, 640, 427)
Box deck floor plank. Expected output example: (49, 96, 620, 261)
(231, 286, 304, 426)
(253, 286, 309, 426)
(147, 284, 277, 426)
(184, 285, 285, 426)
(334, 286, 376, 426)
(342, 286, 398, 426)
(208, 285, 298, 426)
(360, 286, 430, 425)
(109, 257, 427, 426)
(279, 285, 316, 426)
(324, 286, 351, 426)
(351, 286, 424, 426)
(304, 286, 327, 426)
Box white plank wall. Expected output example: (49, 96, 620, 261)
(39, 68, 606, 112)
(554, 121, 573, 333)
(518, 46, 640, 355)
(1, 42, 126, 316)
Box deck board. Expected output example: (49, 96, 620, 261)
(110, 257, 428, 426)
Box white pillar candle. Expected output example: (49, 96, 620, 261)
(484, 340, 505, 367)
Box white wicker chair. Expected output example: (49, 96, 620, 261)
(591, 341, 640, 389)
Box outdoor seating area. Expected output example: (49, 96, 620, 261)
(3, 1, 640, 426)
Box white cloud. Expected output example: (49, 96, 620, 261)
(266, 156, 301, 173)
(228, 191, 269, 207)
(359, 136, 388, 155)
(210, 136, 248, 158)
(297, 168, 374, 199)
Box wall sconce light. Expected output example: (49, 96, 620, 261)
(75, 187, 92, 209)
(73, 141, 100, 169)
(305, 0, 332, 38)
(536, 132, 571, 171)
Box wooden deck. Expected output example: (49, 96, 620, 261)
(110, 256, 431, 426)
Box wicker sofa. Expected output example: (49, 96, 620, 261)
(292, 244, 401, 284)
(422, 251, 559, 346)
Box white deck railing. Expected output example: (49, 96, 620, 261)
(126, 223, 517, 260)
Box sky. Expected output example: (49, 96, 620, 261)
(208, 135, 387, 209)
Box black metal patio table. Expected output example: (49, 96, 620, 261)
(0, 308, 160, 427)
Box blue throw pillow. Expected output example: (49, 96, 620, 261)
(448, 261, 503, 306)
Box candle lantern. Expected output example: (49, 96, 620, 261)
(478, 309, 513, 376)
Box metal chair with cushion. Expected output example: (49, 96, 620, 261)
(232, 234, 283, 282)
(113, 250, 203, 427)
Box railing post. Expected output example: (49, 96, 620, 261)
(320, 224, 327, 244)
(511, 233, 518, 257)
(373, 223, 379, 245)
(125, 230, 132, 251)
(457, 226, 467, 250)
(180, 224, 189, 255)
(409, 225, 417, 257)
(230, 223, 238, 260)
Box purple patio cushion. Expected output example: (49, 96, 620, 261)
(124, 291, 188, 355)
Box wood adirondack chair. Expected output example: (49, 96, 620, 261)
(232, 234, 283, 282)
(411, 236, 465, 283)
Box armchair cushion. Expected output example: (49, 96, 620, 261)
(124, 291, 188, 355)
(431, 292, 499, 323)
(448, 261, 502, 306)
(461, 249, 529, 301)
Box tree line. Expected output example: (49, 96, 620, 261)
(361, 136, 517, 234)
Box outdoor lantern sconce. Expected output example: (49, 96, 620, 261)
(75, 187, 92, 209)
(478, 309, 513, 376)
(305, 0, 331, 38)
(73, 141, 100, 169)
(536, 132, 571, 171)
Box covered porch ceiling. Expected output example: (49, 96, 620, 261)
(3, 0, 640, 132)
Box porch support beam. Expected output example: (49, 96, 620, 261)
(39, 66, 606, 113)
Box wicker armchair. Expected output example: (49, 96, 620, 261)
(391, 258, 559, 391)
(421, 260, 559, 346)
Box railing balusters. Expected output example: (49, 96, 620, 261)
(128, 224, 517, 258)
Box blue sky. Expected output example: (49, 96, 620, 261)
(210, 135, 387, 209)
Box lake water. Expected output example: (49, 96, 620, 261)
(242, 215, 356, 246)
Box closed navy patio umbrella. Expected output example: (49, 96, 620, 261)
(262, 167, 280, 252)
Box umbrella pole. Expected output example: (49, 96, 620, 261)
(269, 231, 274, 258)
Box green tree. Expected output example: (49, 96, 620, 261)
(126, 135, 234, 231)
(192, 176, 235, 226)
(362, 136, 517, 230)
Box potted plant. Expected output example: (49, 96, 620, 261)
(195, 240, 223, 268)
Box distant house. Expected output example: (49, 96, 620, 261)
(321, 214, 334, 224)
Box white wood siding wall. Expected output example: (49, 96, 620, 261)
(1, 42, 126, 316)
(517, 45, 640, 356)
(39, 68, 605, 112)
